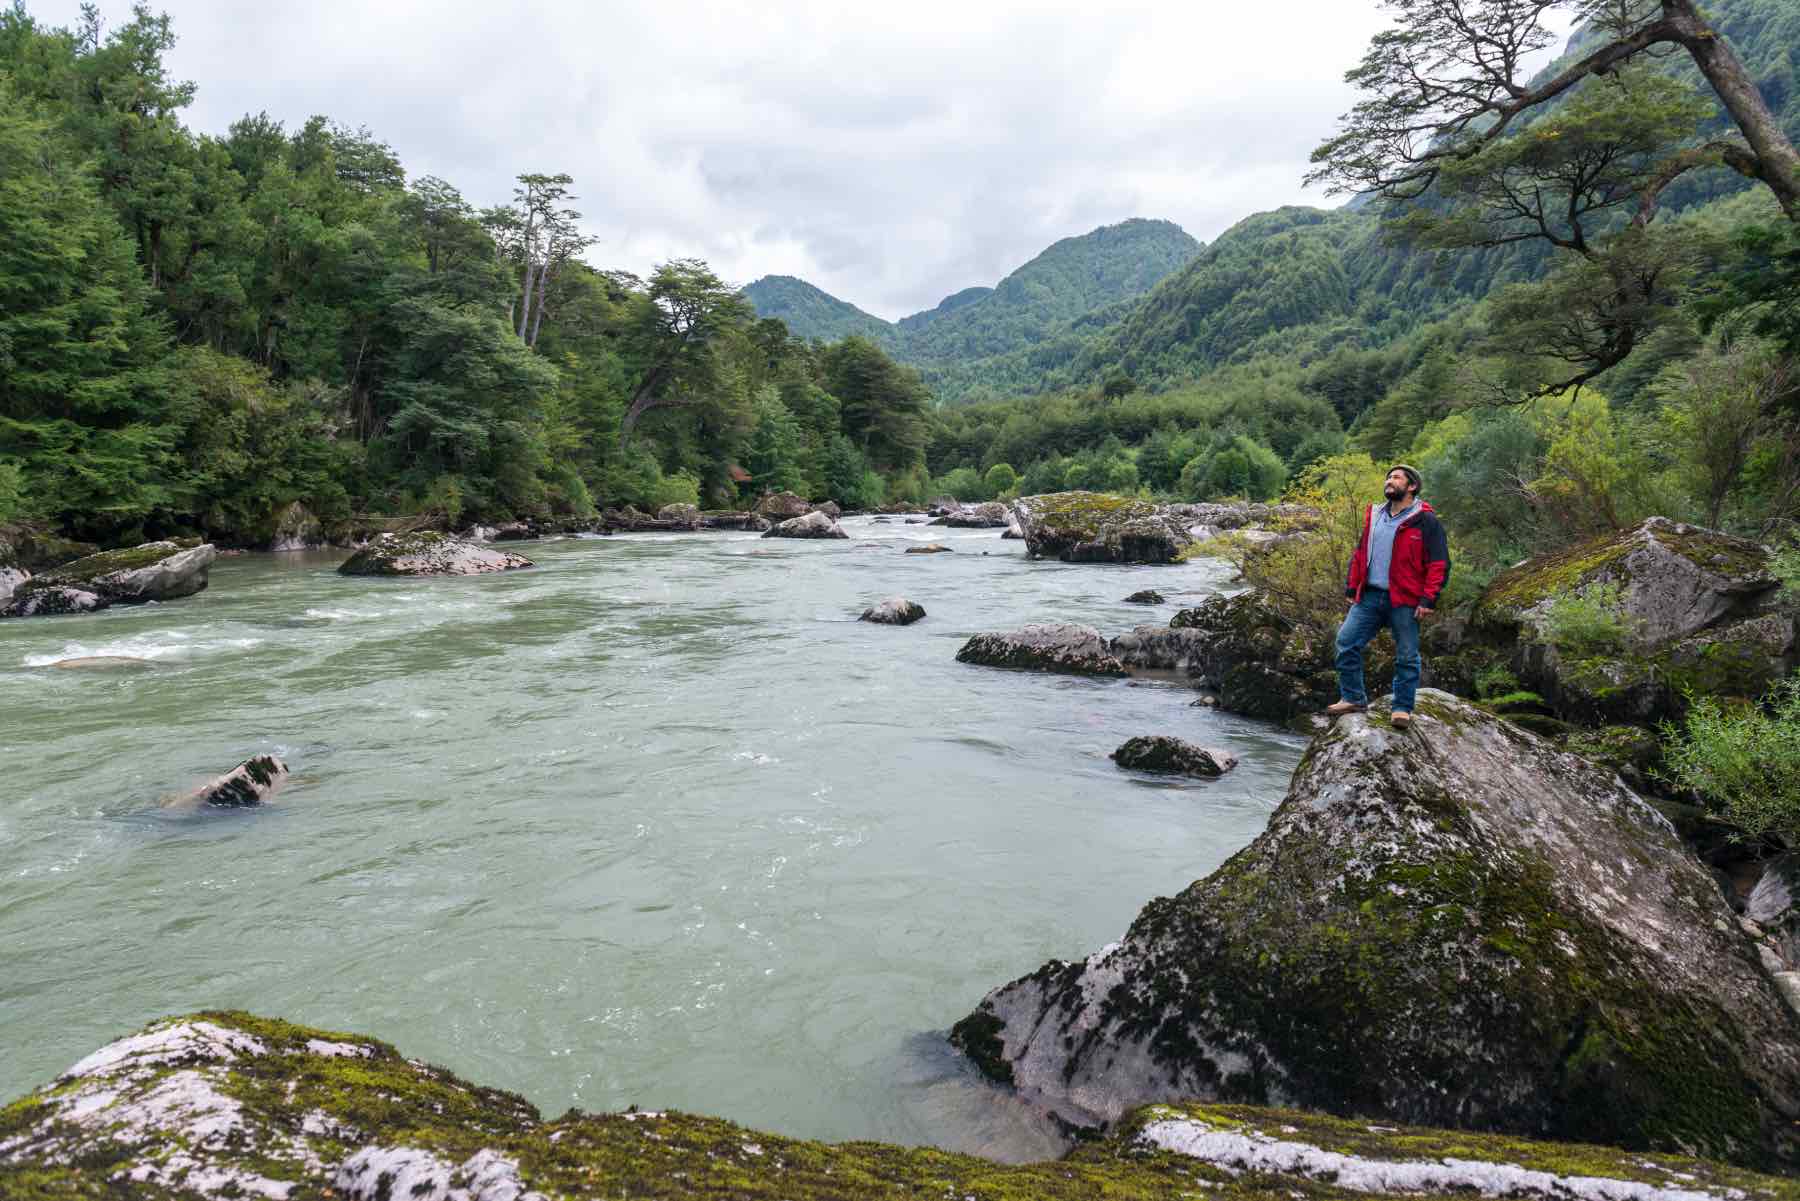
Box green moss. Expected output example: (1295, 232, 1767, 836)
(37, 541, 194, 585)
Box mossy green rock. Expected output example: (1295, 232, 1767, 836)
(952, 690, 1800, 1168)
(1166, 593, 1397, 720)
(1470, 518, 1793, 723)
(337, 532, 533, 576)
(2, 540, 217, 617)
(6, 1012, 1796, 1200)
(1011, 491, 1193, 564)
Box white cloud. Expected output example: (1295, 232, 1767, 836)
(28, 1, 1572, 319)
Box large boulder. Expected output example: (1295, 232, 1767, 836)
(942, 501, 1011, 528)
(1750, 854, 1800, 972)
(337, 532, 532, 577)
(9, 1012, 1791, 1201)
(951, 690, 1800, 1166)
(1011, 492, 1193, 564)
(753, 490, 811, 520)
(761, 511, 848, 540)
(812, 499, 843, 520)
(956, 623, 1128, 676)
(2, 541, 218, 617)
(1470, 518, 1795, 723)
(701, 510, 771, 532)
(1108, 623, 1216, 675)
(1163, 593, 1384, 720)
(0, 564, 27, 607)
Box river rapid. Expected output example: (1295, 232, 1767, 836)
(0, 516, 1304, 1160)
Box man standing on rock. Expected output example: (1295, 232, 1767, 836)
(1327, 464, 1449, 730)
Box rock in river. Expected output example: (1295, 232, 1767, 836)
(1110, 736, 1236, 776)
(753, 490, 812, 520)
(951, 689, 1800, 1167)
(860, 597, 926, 625)
(942, 501, 1011, 528)
(10, 1010, 1794, 1201)
(760, 511, 848, 539)
(956, 623, 1128, 677)
(1010, 491, 1193, 564)
(905, 543, 952, 554)
(337, 532, 533, 577)
(2, 540, 218, 618)
(192, 755, 288, 807)
(1123, 589, 1165, 604)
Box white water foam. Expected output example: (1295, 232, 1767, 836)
(21, 631, 261, 668)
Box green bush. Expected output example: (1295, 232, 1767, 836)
(1773, 542, 1800, 597)
(646, 469, 702, 510)
(1659, 674, 1800, 843)
(1540, 581, 1634, 654)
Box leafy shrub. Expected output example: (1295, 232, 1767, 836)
(1474, 665, 1521, 701)
(646, 469, 702, 510)
(1773, 542, 1800, 597)
(983, 462, 1018, 497)
(1659, 673, 1800, 843)
(1539, 581, 1634, 655)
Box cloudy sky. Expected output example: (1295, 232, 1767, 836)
(35, 2, 1568, 320)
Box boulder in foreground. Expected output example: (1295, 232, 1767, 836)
(5, 1011, 1791, 1201)
(1111, 736, 1236, 776)
(956, 624, 1128, 676)
(760, 511, 848, 539)
(2, 540, 218, 617)
(952, 690, 1800, 1167)
(860, 597, 925, 625)
(1011, 491, 1193, 564)
(337, 532, 532, 576)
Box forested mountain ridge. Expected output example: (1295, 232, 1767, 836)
(742, 217, 1202, 401)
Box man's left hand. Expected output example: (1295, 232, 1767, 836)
(1416, 605, 1434, 619)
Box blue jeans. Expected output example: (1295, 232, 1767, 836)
(1335, 587, 1421, 712)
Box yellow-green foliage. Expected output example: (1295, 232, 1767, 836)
(1660, 672, 1800, 843)
(1222, 453, 1385, 640)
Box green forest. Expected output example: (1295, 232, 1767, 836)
(3, 0, 1799, 589)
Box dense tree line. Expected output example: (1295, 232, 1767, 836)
(0, 4, 933, 546)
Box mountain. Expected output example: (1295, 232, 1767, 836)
(742, 218, 1202, 401)
(738, 275, 897, 348)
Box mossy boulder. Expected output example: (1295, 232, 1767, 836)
(1122, 589, 1165, 604)
(957, 623, 1129, 676)
(951, 690, 1800, 1168)
(942, 501, 1010, 528)
(1165, 593, 1396, 721)
(7, 1012, 1794, 1201)
(1011, 491, 1193, 564)
(753, 490, 811, 520)
(1470, 518, 1793, 723)
(2, 540, 217, 617)
(337, 532, 533, 577)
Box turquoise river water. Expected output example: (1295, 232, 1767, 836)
(0, 516, 1304, 1160)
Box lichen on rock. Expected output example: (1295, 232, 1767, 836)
(2, 540, 217, 617)
(1010, 491, 1194, 564)
(337, 532, 533, 577)
(8, 1011, 1796, 1200)
(951, 689, 1800, 1168)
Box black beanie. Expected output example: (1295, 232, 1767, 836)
(1390, 463, 1423, 495)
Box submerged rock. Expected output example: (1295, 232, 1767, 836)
(956, 624, 1128, 677)
(1011, 492, 1193, 564)
(3, 541, 218, 617)
(1110, 736, 1236, 777)
(860, 597, 926, 626)
(192, 755, 288, 808)
(337, 532, 532, 577)
(905, 543, 953, 554)
(1123, 589, 1164, 604)
(7, 1012, 1790, 1201)
(952, 690, 1800, 1166)
(760, 511, 848, 540)
(48, 656, 154, 670)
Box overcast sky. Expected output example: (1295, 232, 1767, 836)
(35, 1, 1570, 320)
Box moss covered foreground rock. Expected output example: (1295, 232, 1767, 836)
(952, 690, 1800, 1168)
(5, 1011, 1797, 1200)
(1, 540, 217, 618)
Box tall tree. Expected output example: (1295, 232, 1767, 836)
(1309, 0, 1800, 220)
(613, 260, 754, 446)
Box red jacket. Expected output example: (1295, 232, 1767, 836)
(1345, 500, 1450, 608)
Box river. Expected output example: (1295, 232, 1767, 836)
(0, 516, 1304, 1159)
